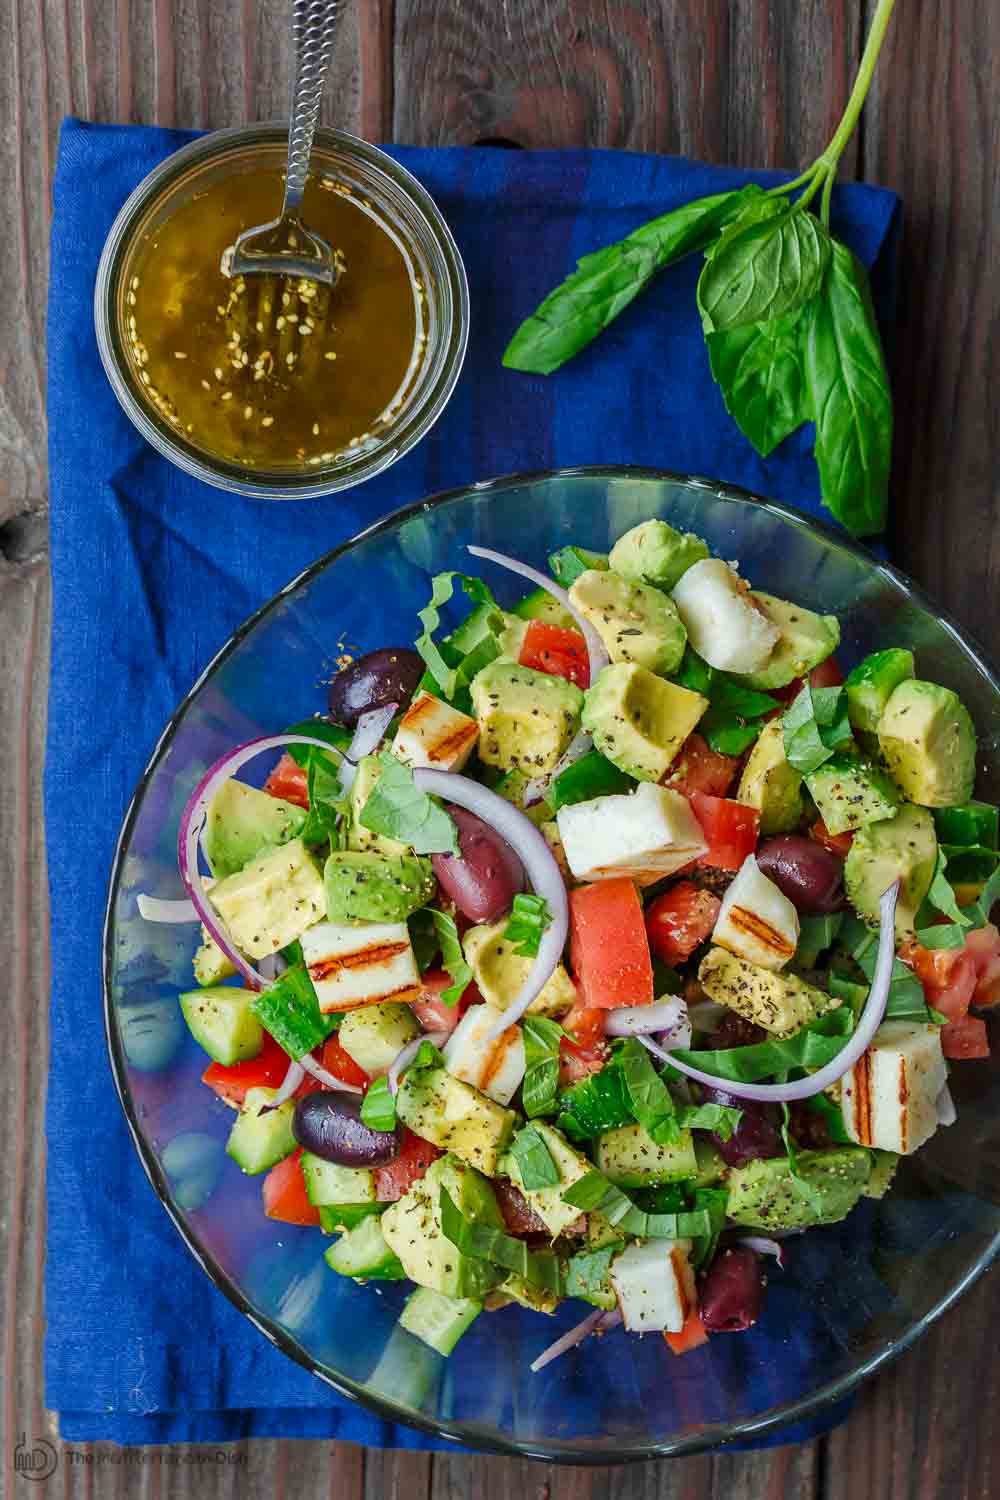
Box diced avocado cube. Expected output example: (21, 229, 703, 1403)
(348, 756, 408, 857)
(380, 1154, 506, 1299)
(324, 850, 436, 924)
(179, 986, 263, 1065)
(726, 1147, 871, 1229)
(399, 1286, 483, 1355)
(804, 755, 902, 835)
(395, 1068, 515, 1176)
(845, 648, 915, 736)
(193, 929, 238, 987)
(595, 1123, 697, 1187)
(548, 545, 609, 589)
(512, 587, 577, 630)
(877, 679, 977, 807)
(300, 1153, 375, 1208)
(582, 663, 708, 782)
(740, 593, 841, 691)
(864, 1149, 901, 1199)
(208, 838, 325, 959)
(324, 1216, 407, 1280)
(736, 718, 804, 834)
(844, 803, 937, 939)
(609, 519, 709, 592)
(491, 767, 552, 826)
(569, 568, 687, 676)
(932, 800, 999, 851)
(203, 779, 307, 879)
(693, 1137, 727, 1187)
(586, 1211, 627, 1251)
(499, 1122, 592, 1237)
(225, 1086, 296, 1174)
(463, 920, 577, 1018)
(338, 1001, 420, 1076)
(501, 1267, 561, 1314)
(699, 947, 838, 1037)
(470, 661, 583, 776)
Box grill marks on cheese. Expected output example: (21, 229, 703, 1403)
(301, 919, 420, 1012)
(720, 904, 796, 964)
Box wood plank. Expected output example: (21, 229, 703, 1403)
(366, 1447, 433, 1500)
(392, 0, 859, 169)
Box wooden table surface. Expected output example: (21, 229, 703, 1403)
(2, 1, 997, 1495)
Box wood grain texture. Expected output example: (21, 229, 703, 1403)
(1, 1, 998, 1496)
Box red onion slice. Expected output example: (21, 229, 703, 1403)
(605, 998, 688, 1039)
(467, 545, 611, 681)
(387, 1030, 451, 1094)
(339, 703, 398, 794)
(650, 880, 901, 1103)
(262, 1058, 306, 1111)
(411, 769, 568, 1042)
(735, 1235, 786, 1268)
(524, 728, 593, 808)
(299, 1051, 363, 1094)
(936, 1083, 956, 1127)
(177, 732, 349, 990)
(530, 1307, 605, 1373)
(136, 894, 199, 923)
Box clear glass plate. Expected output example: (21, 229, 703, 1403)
(104, 468, 1000, 1461)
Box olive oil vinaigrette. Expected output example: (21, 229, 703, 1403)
(124, 167, 422, 470)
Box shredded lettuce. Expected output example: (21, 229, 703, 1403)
(673, 648, 779, 755)
(562, 1168, 715, 1239)
(415, 572, 505, 703)
(667, 1005, 854, 1083)
(360, 1076, 396, 1132)
(439, 1187, 563, 1292)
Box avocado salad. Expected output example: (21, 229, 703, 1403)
(153, 516, 999, 1367)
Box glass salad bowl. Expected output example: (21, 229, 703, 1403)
(103, 467, 1000, 1462)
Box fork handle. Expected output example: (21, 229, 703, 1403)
(283, 0, 342, 218)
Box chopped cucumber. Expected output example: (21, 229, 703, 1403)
(179, 986, 263, 1065)
(512, 588, 577, 631)
(319, 1202, 385, 1233)
(933, 801, 999, 851)
(225, 1087, 296, 1175)
(595, 1124, 697, 1187)
(250, 962, 335, 1059)
(324, 1216, 407, 1280)
(549, 750, 635, 812)
(398, 1286, 483, 1356)
(339, 1002, 420, 1076)
(548, 545, 608, 588)
(301, 1153, 375, 1208)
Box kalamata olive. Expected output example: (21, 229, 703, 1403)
(756, 835, 845, 914)
(699, 1082, 784, 1167)
(699, 1247, 765, 1332)
(431, 805, 525, 923)
(292, 1091, 399, 1167)
(327, 647, 424, 728)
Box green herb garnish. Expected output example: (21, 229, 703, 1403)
(360, 753, 459, 855)
(439, 1188, 563, 1293)
(360, 1076, 396, 1132)
(521, 1016, 565, 1118)
(503, 893, 553, 958)
(415, 572, 504, 703)
(428, 909, 473, 1006)
(783, 684, 853, 773)
(509, 1125, 561, 1190)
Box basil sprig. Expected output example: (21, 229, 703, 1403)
(428, 909, 473, 1007)
(360, 753, 459, 856)
(673, 647, 779, 755)
(668, 1005, 854, 1083)
(503, 893, 552, 958)
(509, 1125, 560, 1190)
(521, 1017, 565, 1118)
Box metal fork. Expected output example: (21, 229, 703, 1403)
(223, 0, 344, 290)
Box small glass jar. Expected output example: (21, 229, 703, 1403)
(94, 126, 469, 499)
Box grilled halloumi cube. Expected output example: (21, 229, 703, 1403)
(840, 1021, 947, 1155)
(699, 946, 836, 1036)
(300, 919, 421, 1013)
(556, 782, 708, 886)
(712, 854, 799, 971)
(610, 1239, 695, 1333)
(390, 691, 479, 772)
(671, 558, 780, 673)
(442, 1002, 526, 1105)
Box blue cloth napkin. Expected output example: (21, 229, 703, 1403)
(45, 118, 900, 1450)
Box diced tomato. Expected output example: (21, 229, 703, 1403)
(900, 942, 978, 1022)
(374, 1128, 442, 1202)
(665, 1308, 710, 1356)
(965, 924, 1000, 1008)
(940, 1014, 990, 1060)
(202, 1033, 290, 1107)
(318, 1033, 370, 1089)
(664, 733, 740, 798)
(263, 751, 310, 809)
(688, 791, 760, 872)
(558, 1036, 608, 1087)
(561, 999, 606, 1051)
(409, 968, 480, 1033)
(646, 881, 721, 966)
(519, 620, 590, 690)
(569, 879, 653, 1009)
(262, 1148, 321, 1226)
(493, 1180, 551, 1237)
(809, 658, 845, 689)
(810, 816, 854, 857)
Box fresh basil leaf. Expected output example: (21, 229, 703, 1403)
(503, 186, 762, 375)
(360, 753, 459, 855)
(283, 719, 352, 768)
(410, 1039, 446, 1072)
(707, 311, 807, 457)
(926, 848, 973, 927)
(839, 917, 934, 1020)
(711, 676, 781, 720)
(690, 1186, 729, 1269)
(439, 1188, 563, 1292)
(802, 1090, 852, 1145)
(961, 860, 1000, 929)
(503, 893, 553, 958)
(783, 684, 853, 773)
(510, 1125, 561, 1190)
(414, 572, 504, 702)
(668, 1005, 854, 1083)
(429, 909, 473, 1006)
(702, 192, 787, 262)
(673, 650, 777, 755)
(565, 1247, 616, 1303)
(804, 242, 892, 537)
(616, 1038, 679, 1145)
(521, 1016, 565, 1119)
(561, 1169, 714, 1240)
(676, 1101, 743, 1140)
(407, 909, 440, 973)
(360, 1076, 397, 1132)
(699, 711, 766, 757)
(914, 924, 966, 950)
(298, 749, 348, 847)
(698, 205, 832, 333)
(673, 646, 715, 698)
(556, 1061, 632, 1137)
